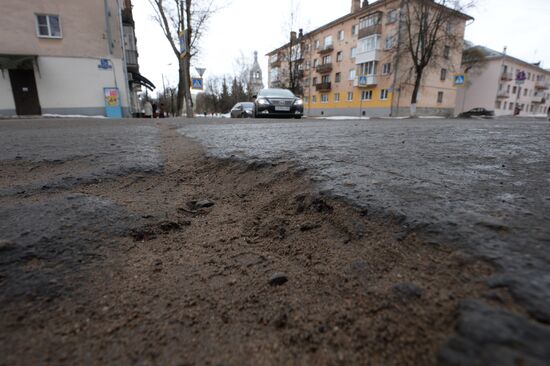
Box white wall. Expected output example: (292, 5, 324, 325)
(0, 73, 15, 115)
(34, 56, 129, 115)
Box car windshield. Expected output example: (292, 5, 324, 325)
(258, 89, 295, 98)
(242, 102, 254, 109)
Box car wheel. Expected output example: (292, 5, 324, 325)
(294, 115, 302, 119)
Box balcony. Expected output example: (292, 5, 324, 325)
(496, 90, 510, 99)
(354, 75, 377, 87)
(270, 58, 282, 67)
(532, 96, 546, 104)
(121, 8, 134, 25)
(317, 44, 334, 55)
(535, 81, 549, 90)
(501, 72, 513, 81)
(316, 63, 333, 74)
(358, 23, 382, 39)
(355, 49, 382, 64)
(315, 82, 331, 91)
(125, 50, 138, 69)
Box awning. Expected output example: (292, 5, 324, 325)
(130, 72, 155, 91)
(0, 55, 38, 70)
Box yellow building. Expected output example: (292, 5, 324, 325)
(267, 0, 472, 117)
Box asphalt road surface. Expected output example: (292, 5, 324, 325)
(178, 116, 550, 363)
(1, 116, 549, 365)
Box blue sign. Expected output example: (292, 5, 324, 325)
(358, 75, 367, 86)
(98, 59, 112, 70)
(191, 78, 203, 90)
(454, 74, 465, 85)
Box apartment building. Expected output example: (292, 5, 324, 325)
(267, 0, 471, 117)
(456, 46, 550, 117)
(0, 0, 153, 117)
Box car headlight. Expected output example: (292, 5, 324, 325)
(293, 99, 303, 106)
(257, 98, 270, 105)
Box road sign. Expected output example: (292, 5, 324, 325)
(195, 68, 206, 77)
(98, 59, 112, 70)
(516, 70, 526, 85)
(191, 78, 203, 90)
(358, 75, 367, 86)
(454, 74, 465, 86)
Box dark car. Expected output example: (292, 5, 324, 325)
(253, 88, 303, 119)
(458, 108, 495, 118)
(230, 102, 255, 118)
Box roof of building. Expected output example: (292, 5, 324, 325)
(464, 45, 550, 74)
(266, 0, 473, 56)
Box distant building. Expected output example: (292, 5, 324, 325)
(266, 0, 472, 117)
(0, 0, 154, 117)
(248, 51, 264, 96)
(456, 46, 550, 117)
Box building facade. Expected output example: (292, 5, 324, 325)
(456, 46, 550, 117)
(0, 0, 152, 117)
(267, 0, 470, 117)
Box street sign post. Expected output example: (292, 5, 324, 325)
(191, 78, 203, 90)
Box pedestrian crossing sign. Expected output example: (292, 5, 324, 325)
(191, 78, 203, 90)
(454, 74, 465, 86)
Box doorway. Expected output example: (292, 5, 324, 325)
(9, 69, 41, 115)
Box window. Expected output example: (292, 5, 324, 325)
(334, 93, 340, 102)
(314, 40, 320, 49)
(359, 61, 376, 75)
(495, 101, 502, 109)
(359, 35, 380, 53)
(503, 101, 507, 109)
(351, 47, 357, 59)
(437, 91, 444, 103)
(338, 30, 345, 41)
(349, 69, 356, 81)
(446, 22, 453, 34)
(380, 89, 389, 100)
(313, 59, 318, 67)
(321, 94, 329, 103)
(359, 13, 380, 29)
(321, 75, 330, 83)
(524, 88, 528, 96)
(384, 35, 395, 49)
(387, 9, 399, 23)
(382, 63, 391, 75)
(347, 92, 354, 101)
(351, 24, 358, 36)
(335, 72, 341, 83)
(509, 102, 514, 110)
(304, 96, 309, 103)
(361, 90, 373, 100)
(36, 14, 62, 38)
(312, 95, 317, 103)
(324, 35, 333, 47)
(336, 51, 343, 62)
(444, 46, 450, 59)
(312, 77, 317, 85)
(440, 68, 447, 81)
(507, 85, 511, 92)
(304, 43, 311, 53)
(322, 55, 331, 64)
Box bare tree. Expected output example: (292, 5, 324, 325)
(398, 0, 474, 115)
(148, 0, 216, 117)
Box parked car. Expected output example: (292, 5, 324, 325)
(253, 88, 303, 119)
(230, 102, 255, 118)
(458, 108, 495, 118)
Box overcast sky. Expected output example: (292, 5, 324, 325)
(132, 0, 550, 93)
